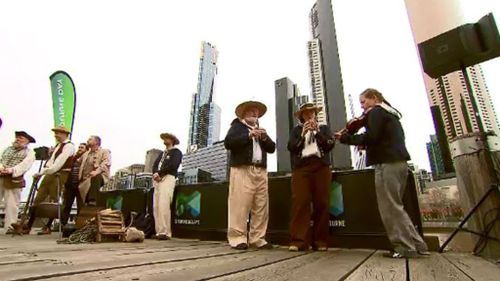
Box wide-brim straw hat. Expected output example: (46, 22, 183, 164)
(235, 101, 267, 119)
(294, 103, 323, 119)
(160, 132, 180, 145)
(51, 125, 71, 134)
(15, 131, 36, 143)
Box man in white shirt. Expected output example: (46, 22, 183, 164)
(224, 101, 276, 250)
(13, 125, 75, 235)
(0, 131, 36, 234)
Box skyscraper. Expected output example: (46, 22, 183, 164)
(405, 0, 500, 165)
(275, 77, 309, 172)
(308, 0, 351, 169)
(188, 41, 221, 152)
(144, 148, 162, 173)
(181, 141, 229, 182)
(307, 39, 328, 125)
(426, 135, 446, 179)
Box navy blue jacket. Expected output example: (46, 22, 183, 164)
(224, 118, 276, 168)
(287, 124, 335, 169)
(340, 105, 410, 166)
(152, 148, 183, 178)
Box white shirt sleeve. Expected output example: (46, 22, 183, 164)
(0, 147, 5, 170)
(11, 149, 36, 177)
(42, 143, 75, 175)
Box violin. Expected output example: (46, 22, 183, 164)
(338, 106, 373, 135)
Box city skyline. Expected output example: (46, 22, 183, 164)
(1, 1, 499, 200)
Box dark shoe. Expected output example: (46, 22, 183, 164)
(232, 243, 248, 250)
(10, 223, 30, 235)
(156, 234, 170, 240)
(5, 228, 15, 235)
(37, 227, 51, 235)
(258, 243, 273, 250)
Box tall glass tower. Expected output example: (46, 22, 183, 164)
(188, 41, 221, 152)
(308, 0, 351, 169)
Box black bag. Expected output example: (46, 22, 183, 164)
(129, 212, 155, 238)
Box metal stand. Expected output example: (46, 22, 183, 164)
(56, 173, 63, 242)
(439, 184, 500, 253)
(11, 160, 45, 236)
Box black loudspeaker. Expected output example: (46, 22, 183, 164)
(267, 177, 292, 232)
(418, 13, 500, 78)
(34, 146, 50, 161)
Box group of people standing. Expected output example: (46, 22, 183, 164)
(222, 88, 428, 258)
(1, 126, 111, 235)
(0, 87, 428, 258)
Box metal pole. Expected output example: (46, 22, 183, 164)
(57, 173, 62, 241)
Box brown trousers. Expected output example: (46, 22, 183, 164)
(33, 172, 70, 205)
(289, 158, 331, 249)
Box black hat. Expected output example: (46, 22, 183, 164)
(15, 131, 36, 143)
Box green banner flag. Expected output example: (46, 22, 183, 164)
(49, 71, 76, 136)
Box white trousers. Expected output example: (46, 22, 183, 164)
(0, 178, 22, 230)
(227, 166, 269, 248)
(153, 175, 176, 237)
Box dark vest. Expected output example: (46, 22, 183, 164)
(52, 142, 74, 171)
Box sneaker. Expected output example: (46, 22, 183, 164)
(5, 228, 15, 235)
(258, 243, 273, 250)
(232, 243, 248, 250)
(383, 251, 405, 258)
(37, 227, 51, 235)
(156, 234, 170, 240)
(316, 246, 328, 252)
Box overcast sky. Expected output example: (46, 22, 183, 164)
(1, 1, 499, 198)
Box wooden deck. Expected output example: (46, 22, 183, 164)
(0, 234, 498, 281)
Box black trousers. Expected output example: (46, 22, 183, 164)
(60, 181, 83, 225)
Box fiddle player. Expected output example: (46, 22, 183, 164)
(224, 100, 276, 250)
(287, 103, 335, 252)
(334, 88, 429, 258)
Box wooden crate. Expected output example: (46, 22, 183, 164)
(96, 209, 125, 242)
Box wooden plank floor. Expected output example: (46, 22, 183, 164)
(0, 234, 497, 281)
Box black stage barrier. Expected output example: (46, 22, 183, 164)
(97, 188, 150, 222)
(97, 168, 422, 249)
